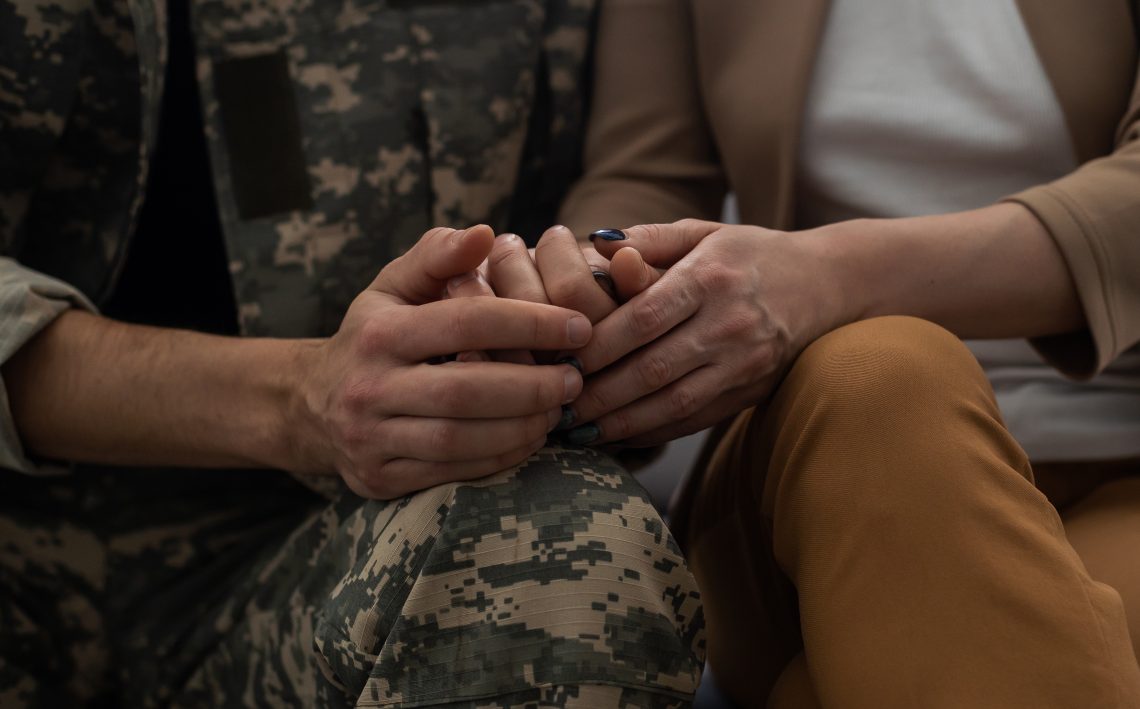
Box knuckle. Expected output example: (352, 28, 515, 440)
(428, 420, 459, 453)
(717, 310, 757, 341)
(339, 375, 373, 415)
(640, 222, 665, 241)
(638, 353, 672, 389)
(368, 421, 399, 456)
(751, 340, 780, 374)
(417, 227, 455, 252)
(535, 374, 559, 410)
(694, 261, 733, 293)
(530, 309, 549, 348)
(579, 385, 610, 418)
(357, 465, 396, 499)
(443, 301, 479, 345)
(630, 296, 668, 337)
(489, 238, 527, 268)
(337, 418, 370, 453)
(356, 318, 394, 356)
(545, 276, 583, 308)
(669, 385, 699, 419)
(433, 375, 471, 412)
(604, 410, 633, 441)
(734, 339, 774, 380)
(675, 217, 706, 231)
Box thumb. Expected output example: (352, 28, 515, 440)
(609, 246, 663, 302)
(371, 225, 495, 304)
(588, 219, 720, 267)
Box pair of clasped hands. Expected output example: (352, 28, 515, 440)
(301, 220, 831, 499)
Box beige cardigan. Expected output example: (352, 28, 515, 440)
(560, 0, 1140, 380)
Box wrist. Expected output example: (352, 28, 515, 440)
(798, 221, 876, 331)
(266, 337, 334, 475)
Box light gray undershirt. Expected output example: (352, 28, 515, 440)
(795, 0, 1140, 462)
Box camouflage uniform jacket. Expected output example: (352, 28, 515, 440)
(0, 0, 597, 473)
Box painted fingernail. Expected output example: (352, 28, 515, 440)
(588, 228, 627, 242)
(557, 405, 576, 430)
(556, 356, 583, 374)
(566, 424, 601, 446)
(562, 367, 582, 403)
(567, 316, 591, 346)
(592, 270, 615, 297)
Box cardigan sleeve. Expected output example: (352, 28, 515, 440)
(1009, 57, 1140, 379)
(558, 0, 728, 236)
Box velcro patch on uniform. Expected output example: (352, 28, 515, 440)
(213, 52, 313, 220)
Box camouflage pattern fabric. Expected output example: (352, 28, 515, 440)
(2, 0, 595, 337)
(194, 0, 596, 337)
(0, 0, 596, 478)
(1, 446, 705, 707)
(0, 470, 108, 706)
(0, 1, 705, 706)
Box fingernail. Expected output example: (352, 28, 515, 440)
(447, 271, 477, 290)
(562, 367, 582, 403)
(567, 316, 590, 346)
(556, 405, 576, 430)
(566, 424, 600, 446)
(556, 356, 583, 374)
(588, 228, 626, 242)
(547, 407, 562, 431)
(456, 350, 489, 363)
(592, 270, 615, 297)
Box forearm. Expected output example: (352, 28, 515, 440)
(818, 202, 1084, 339)
(3, 309, 318, 471)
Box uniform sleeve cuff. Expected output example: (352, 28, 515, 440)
(0, 258, 96, 473)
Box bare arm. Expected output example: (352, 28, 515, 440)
(570, 204, 1084, 446)
(3, 311, 308, 471)
(820, 202, 1084, 340)
(3, 226, 590, 498)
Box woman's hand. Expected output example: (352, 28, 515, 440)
(562, 220, 848, 447)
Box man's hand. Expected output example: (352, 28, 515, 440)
(289, 225, 592, 499)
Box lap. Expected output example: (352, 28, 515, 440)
(0, 471, 109, 706)
(2, 447, 703, 708)
(1056, 467, 1140, 660)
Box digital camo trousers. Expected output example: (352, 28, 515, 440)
(0, 446, 704, 708)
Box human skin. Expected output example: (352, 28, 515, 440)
(3, 225, 594, 499)
(453, 223, 667, 374)
(563, 202, 1085, 447)
(445, 225, 625, 366)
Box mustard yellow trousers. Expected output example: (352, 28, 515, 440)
(678, 316, 1140, 708)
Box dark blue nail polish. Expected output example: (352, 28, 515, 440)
(556, 406, 576, 431)
(592, 270, 615, 294)
(556, 356, 583, 374)
(566, 424, 600, 446)
(588, 228, 627, 242)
